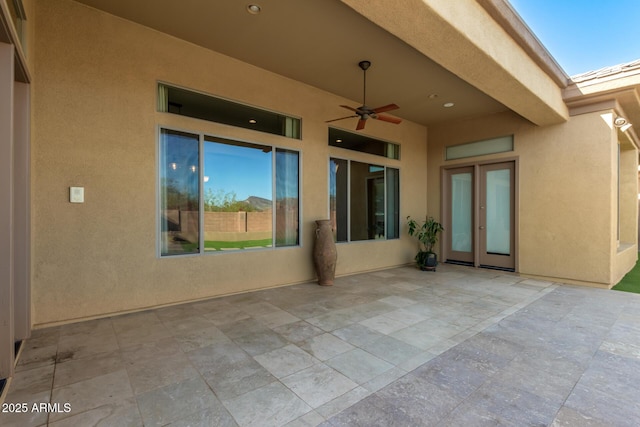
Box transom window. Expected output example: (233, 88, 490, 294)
(445, 135, 513, 160)
(158, 84, 301, 139)
(159, 128, 299, 256)
(329, 127, 400, 159)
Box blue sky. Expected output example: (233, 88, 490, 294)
(508, 0, 640, 76)
(204, 141, 272, 201)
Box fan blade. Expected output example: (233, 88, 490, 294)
(326, 114, 358, 123)
(356, 118, 367, 130)
(375, 114, 402, 124)
(339, 105, 359, 113)
(372, 103, 399, 114)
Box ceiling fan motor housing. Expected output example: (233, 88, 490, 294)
(359, 60, 371, 71)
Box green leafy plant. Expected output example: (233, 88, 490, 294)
(407, 216, 444, 268)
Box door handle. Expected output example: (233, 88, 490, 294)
(479, 226, 485, 230)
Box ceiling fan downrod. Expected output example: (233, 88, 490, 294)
(359, 60, 371, 106)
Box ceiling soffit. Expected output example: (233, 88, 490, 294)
(339, 0, 568, 126)
(71, 0, 568, 127)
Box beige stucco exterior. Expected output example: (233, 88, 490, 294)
(29, 0, 428, 326)
(0, 0, 638, 339)
(428, 109, 638, 288)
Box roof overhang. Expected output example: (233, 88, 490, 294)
(564, 62, 640, 146)
(339, 0, 570, 126)
(70, 0, 569, 127)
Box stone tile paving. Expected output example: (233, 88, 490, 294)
(1, 264, 639, 426)
(323, 283, 640, 427)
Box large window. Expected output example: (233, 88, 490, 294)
(159, 129, 299, 256)
(330, 158, 399, 242)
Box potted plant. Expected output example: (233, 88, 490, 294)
(406, 216, 444, 271)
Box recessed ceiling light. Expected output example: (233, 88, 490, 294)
(336, 139, 342, 143)
(246, 4, 261, 14)
(443, 102, 455, 108)
(614, 116, 628, 127)
(249, 119, 257, 124)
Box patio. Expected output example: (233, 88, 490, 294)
(1, 263, 639, 426)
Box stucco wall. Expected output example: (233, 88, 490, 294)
(428, 110, 637, 287)
(31, 0, 427, 326)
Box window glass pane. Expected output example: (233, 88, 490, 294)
(160, 129, 200, 255)
(386, 168, 400, 239)
(486, 169, 511, 255)
(350, 161, 384, 241)
(330, 158, 348, 242)
(329, 128, 399, 160)
(451, 172, 472, 252)
(203, 137, 272, 251)
(159, 84, 301, 139)
(276, 149, 299, 246)
(446, 135, 513, 160)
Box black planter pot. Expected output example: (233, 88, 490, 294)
(416, 251, 438, 271)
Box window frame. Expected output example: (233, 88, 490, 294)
(157, 125, 302, 257)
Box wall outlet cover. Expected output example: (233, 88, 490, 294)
(70, 187, 84, 203)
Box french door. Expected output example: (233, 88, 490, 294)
(443, 160, 516, 271)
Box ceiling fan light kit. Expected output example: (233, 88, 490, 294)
(326, 60, 402, 131)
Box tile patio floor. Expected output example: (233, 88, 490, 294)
(2, 264, 640, 426)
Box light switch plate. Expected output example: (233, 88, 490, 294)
(70, 187, 84, 203)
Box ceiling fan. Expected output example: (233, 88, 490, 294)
(326, 60, 402, 131)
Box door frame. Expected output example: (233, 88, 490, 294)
(441, 157, 519, 271)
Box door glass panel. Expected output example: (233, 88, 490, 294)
(451, 172, 472, 252)
(486, 169, 510, 255)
